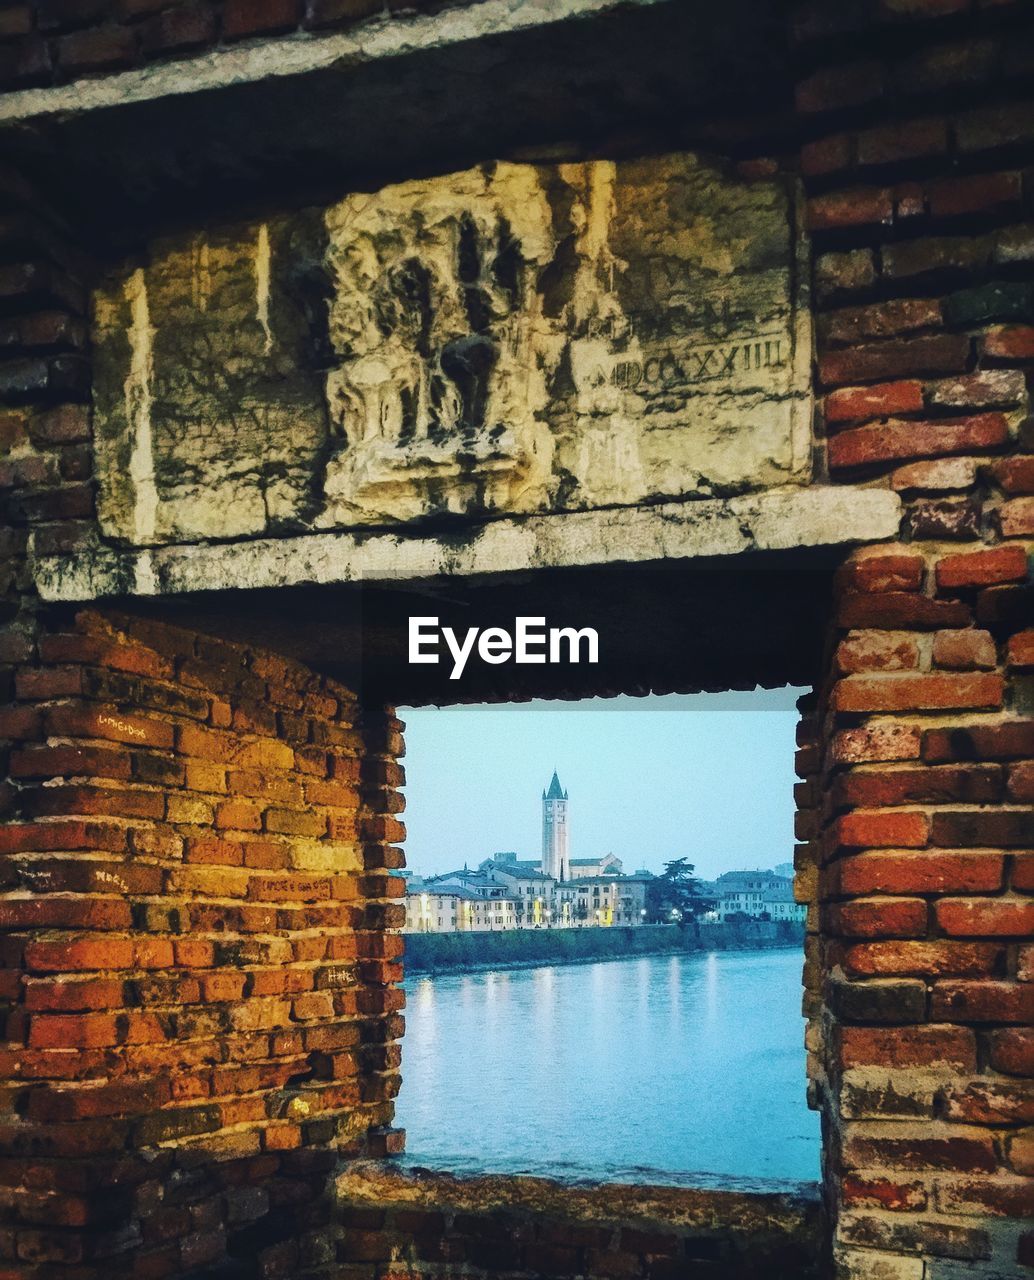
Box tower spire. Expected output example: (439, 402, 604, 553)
(541, 770, 570, 881)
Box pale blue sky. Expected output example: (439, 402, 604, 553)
(398, 689, 805, 881)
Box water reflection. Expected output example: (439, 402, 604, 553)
(397, 948, 820, 1192)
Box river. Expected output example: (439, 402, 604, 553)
(395, 947, 820, 1192)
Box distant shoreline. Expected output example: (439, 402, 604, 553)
(403, 920, 804, 978)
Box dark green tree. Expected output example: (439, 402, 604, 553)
(645, 858, 714, 924)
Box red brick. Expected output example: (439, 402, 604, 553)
(992, 457, 1034, 495)
(839, 552, 925, 594)
(23, 978, 124, 1012)
(839, 593, 970, 630)
(928, 172, 1023, 218)
(28, 1013, 120, 1049)
(24, 937, 135, 973)
(932, 629, 996, 670)
(990, 1028, 1034, 1075)
(927, 369, 1026, 410)
(139, 2, 216, 53)
(832, 724, 923, 765)
(222, 0, 300, 38)
(907, 497, 982, 541)
(0, 820, 125, 855)
(826, 381, 925, 425)
(819, 335, 970, 387)
(843, 1126, 996, 1173)
(836, 851, 1005, 896)
(800, 133, 852, 177)
(0, 705, 42, 740)
(822, 300, 943, 346)
(936, 897, 1034, 936)
(922, 720, 1034, 762)
(44, 704, 174, 750)
(842, 940, 1002, 978)
(828, 413, 1010, 470)
(938, 1174, 1034, 1217)
(1008, 761, 1034, 803)
(57, 25, 137, 73)
(833, 764, 1002, 808)
(26, 784, 164, 820)
(940, 1079, 1034, 1125)
(998, 497, 1034, 536)
(842, 1175, 927, 1212)
(27, 1077, 169, 1122)
(932, 981, 1034, 1023)
(834, 810, 929, 850)
(892, 458, 977, 493)
(984, 325, 1034, 360)
(0, 897, 132, 930)
(833, 673, 1003, 713)
(936, 545, 1029, 589)
(830, 897, 928, 939)
(839, 1025, 977, 1070)
(931, 810, 1034, 847)
(883, 234, 992, 281)
(857, 117, 947, 166)
(797, 61, 887, 114)
(303, 0, 380, 26)
(836, 631, 920, 673)
(9, 744, 132, 781)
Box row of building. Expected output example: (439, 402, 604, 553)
(402, 771, 804, 933)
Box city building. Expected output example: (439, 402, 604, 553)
(714, 870, 805, 924)
(403, 773, 653, 931)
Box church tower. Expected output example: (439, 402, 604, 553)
(541, 770, 570, 882)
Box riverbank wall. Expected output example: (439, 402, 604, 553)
(402, 921, 804, 976)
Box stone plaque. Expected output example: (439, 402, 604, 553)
(92, 153, 809, 545)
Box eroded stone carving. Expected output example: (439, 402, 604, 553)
(91, 152, 810, 546)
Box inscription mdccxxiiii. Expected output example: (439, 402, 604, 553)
(610, 333, 786, 392)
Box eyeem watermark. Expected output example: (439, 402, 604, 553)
(409, 617, 599, 681)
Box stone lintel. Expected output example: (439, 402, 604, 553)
(0, 0, 654, 127)
(33, 488, 902, 603)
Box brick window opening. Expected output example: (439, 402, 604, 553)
(391, 689, 821, 1191)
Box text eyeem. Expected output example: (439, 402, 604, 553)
(408, 617, 599, 681)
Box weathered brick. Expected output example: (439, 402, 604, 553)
(936, 545, 1029, 589)
(839, 1026, 977, 1070)
(932, 980, 1034, 1023)
(841, 940, 1002, 978)
(826, 381, 924, 424)
(819, 336, 971, 388)
(931, 629, 997, 670)
(834, 811, 929, 850)
(828, 414, 1010, 470)
(836, 851, 1004, 896)
(833, 673, 1003, 713)
(930, 810, 1034, 848)
(936, 896, 1034, 936)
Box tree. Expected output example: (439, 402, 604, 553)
(645, 858, 714, 924)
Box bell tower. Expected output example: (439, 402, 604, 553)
(541, 770, 570, 882)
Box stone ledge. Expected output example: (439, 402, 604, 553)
(33, 488, 902, 603)
(336, 1160, 824, 1256)
(0, 0, 653, 125)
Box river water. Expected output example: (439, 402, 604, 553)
(396, 948, 820, 1192)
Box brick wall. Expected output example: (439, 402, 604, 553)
(0, 0, 490, 91)
(793, 1, 1034, 1276)
(0, 608, 405, 1276)
(332, 1166, 824, 1280)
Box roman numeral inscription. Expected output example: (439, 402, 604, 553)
(610, 334, 785, 391)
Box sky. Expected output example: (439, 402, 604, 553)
(397, 688, 805, 882)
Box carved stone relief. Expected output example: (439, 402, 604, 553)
(91, 152, 810, 546)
